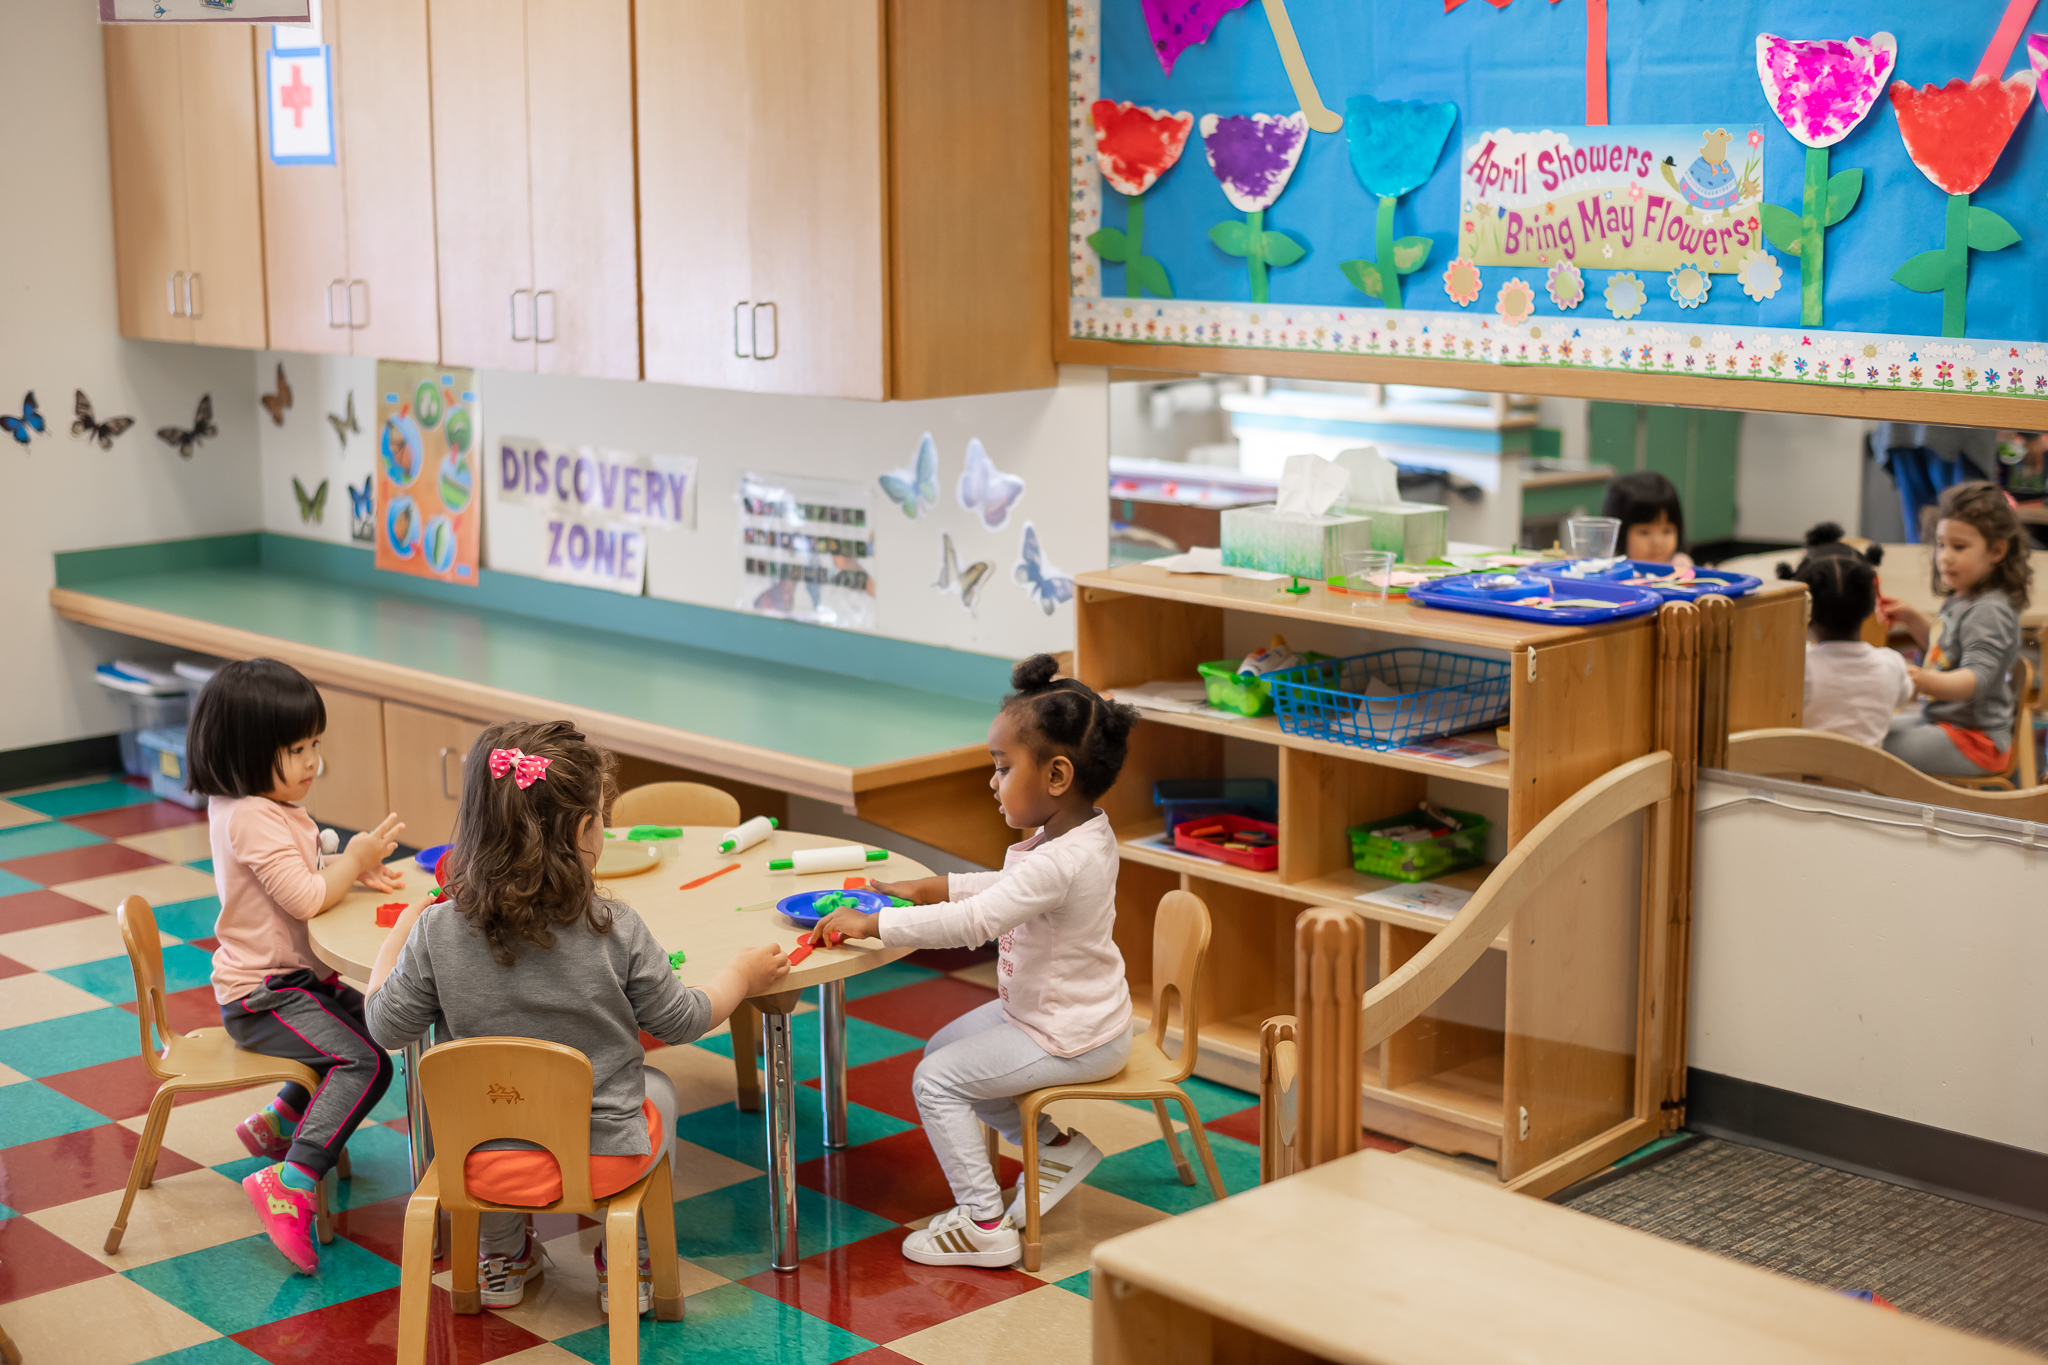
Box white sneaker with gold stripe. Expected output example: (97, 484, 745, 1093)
(1007, 1130, 1103, 1224)
(902, 1205, 1022, 1268)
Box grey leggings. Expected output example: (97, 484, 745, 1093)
(478, 1066, 677, 1257)
(912, 999, 1132, 1220)
(1881, 712, 2008, 776)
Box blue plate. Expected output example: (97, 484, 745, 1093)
(777, 888, 890, 929)
(1530, 558, 1761, 601)
(415, 843, 452, 877)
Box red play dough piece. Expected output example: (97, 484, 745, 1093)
(375, 901, 408, 927)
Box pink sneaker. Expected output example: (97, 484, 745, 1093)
(235, 1110, 292, 1161)
(243, 1163, 319, 1274)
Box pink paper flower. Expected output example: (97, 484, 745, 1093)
(1442, 257, 1482, 307)
(1756, 33, 1896, 148)
(1494, 277, 1535, 327)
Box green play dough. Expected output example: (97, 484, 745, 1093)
(667, 949, 687, 970)
(627, 826, 684, 841)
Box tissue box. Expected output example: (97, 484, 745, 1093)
(1221, 505, 1377, 579)
(1347, 501, 1449, 565)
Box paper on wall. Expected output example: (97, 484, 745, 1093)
(266, 45, 334, 165)
(103, 0, 311, 20)
(373, 361, 480, 587)
(737, 472, 875, 630)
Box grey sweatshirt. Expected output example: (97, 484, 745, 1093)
(1924, 591, 2020, 744)
(366, 897, 710, 1156)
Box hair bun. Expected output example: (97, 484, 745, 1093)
(1010, 653, 1061, 692)
(1805, 521, 1845, 547)
(1862, 544, 1883, 567)
(1775, 561, 1796, 579)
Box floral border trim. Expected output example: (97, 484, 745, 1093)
(1066, 0, 1104, 300)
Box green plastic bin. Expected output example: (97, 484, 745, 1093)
(1197, 654, 1327, 718)
(1349, 808, 1489, 883)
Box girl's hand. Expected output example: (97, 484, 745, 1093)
(1904, 664, 1929, 697)
(811, 908, 881, 946)
(359, 861, 405, 893)
(348, 815, 405, 879)
(729, 943, 790, 997)
(366, 900, 427, 996)
(869, 874, 947, 905)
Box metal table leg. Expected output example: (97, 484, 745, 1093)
(820, 979, 848, 1150)
(763, 1010, 800, 1272)
(403, 1040, 432, 1185)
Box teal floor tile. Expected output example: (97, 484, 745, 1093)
(830, 961, 940, 1001)
(10, 781, 162, 818)
(1089, 1131, 1261, 1216)
(0, 870, 40, 897)
(1056, 1269, 1093, 1298)
(1121, 1074, 1258, 1123)
(0, 1081, 115, 1147)
(0, 1203, 15, 1219)
(557, 1281, 874, 1365)
(135, 1339, 266, 1365)
(366, 1074, 409, 1123)
(0, 1007, 145, 1078)
(187, 858, 215, 875)
(672, 1177, 896, 1280)
(0, 821, 105, 860)
(674, 1090, 911, 1169)
(53, 944, 215, 1002)
(125, 1232, 401, 1335)
(212, 1155, 270, 1184)
(152, 895, 223, 943)
(693, 1014, 923, 1082)
(329, 1123, 416, 1209)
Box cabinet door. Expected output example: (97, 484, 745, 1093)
(179, 24, 269, 349)
(381, 701, 484, 849)
(306, 687, 389, 833)
(336, 0, 440, 363)
(743, 0, 887, 399)
(104, 26, 192, 343)
(636, 0, 756, 391)
(526, 0, 640, 380)
(260, 9, 350, 357)
(428, 0, 534, 372)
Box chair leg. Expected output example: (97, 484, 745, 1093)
(396, 1172, 441, 1365)
(605, 1200, 644, 1365)
(1153, 1098, 1196, 1186)
(0, 1317, 18, 1365)
(1176, 1091, 1229, 1203)
(105, 1088, 172, 1254)
(729, 1004, 763, 1114)
(135, 1088, 177, 1191)
(448, 1209, 481, 1315)
(1018, 1098, 1043, 1274)
(642, 1159, 686, 1323)
(336, 1146, 351, 1180)
(984, 1124, 1004, 1192)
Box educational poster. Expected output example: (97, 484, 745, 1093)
(736, 472, 875, 631)
(495, 437, 697, 596)
(265, 45, 334, 166)
(373, 361, 480, 586)
(101, 0, 310, 20)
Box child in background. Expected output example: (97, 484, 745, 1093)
(1778, 524, 1912, 747)
(1879, 483, 2029, 775)
(1603, 470, 1695, 571)
(188, 659, 406, 1274)
(365, 720, 788, 1313)
(811, 654, 1141, 1269)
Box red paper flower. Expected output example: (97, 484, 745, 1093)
(1889, 72, 2038, 196)
(1091, 100, 1195, 198)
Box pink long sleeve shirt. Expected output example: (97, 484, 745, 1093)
(878, 811, 1131, 1058)
(208, 795, 333, 1003)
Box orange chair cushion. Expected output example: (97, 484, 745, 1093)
(463, 1098, 662, 1206)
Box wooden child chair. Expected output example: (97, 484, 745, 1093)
(0, 1305, 19, 1365)
(982, 888, 1225, 1272)
(106, 895, 349, 1255)
(1944, 657, 2039, 793)
(398, 1037, 684, 1365)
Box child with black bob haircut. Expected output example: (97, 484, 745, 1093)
(811, 654, 1141, 1270)
(1777, 524, 1911, 747)
(1603, 469, 1694, 570)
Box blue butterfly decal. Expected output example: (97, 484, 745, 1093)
(1, 391, 45, 446)
(348, 476, 375, 544)
(879, 432, 939, 519)
(1013, 521, 1075, 616)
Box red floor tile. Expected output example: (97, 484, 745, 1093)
(0, 842, 163, 887)
(0, 955, 29, 980)
(810, 1050, 922, 1126)
(0, 890, 104, 934)
(0, 1121, 202, 1214)
(120, 983, 227, 1037)
(188, 936, 220, 952)
(384, 1116, 411, 1137)
(845, 976, 998, 1040)
(838, 1351, 924, 1365)
(0, 1210, 116, 1303)
(332, 1193, 443, 1269)
(234, 1285, 545, 1365)
(745, 1228, 1040, 1344)
(66, 802, 208, 838)
(903, 946, 997, 973)
(796, 1127, 1019, 1227)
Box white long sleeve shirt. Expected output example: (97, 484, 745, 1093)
(879, 810, 1131, 1057)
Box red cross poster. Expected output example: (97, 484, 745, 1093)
(374, 361, 482, 586)
(266, 45, 333, 166)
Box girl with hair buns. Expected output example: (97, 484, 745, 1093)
(811, 654, 1142, 1269)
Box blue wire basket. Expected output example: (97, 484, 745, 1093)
(1268, 649, 1511, 751)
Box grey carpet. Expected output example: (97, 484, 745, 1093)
(1565, 1137, 2048, 1356)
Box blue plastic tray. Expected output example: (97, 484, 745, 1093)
(1406, 571, 1662, 623)
(777, 888, 890, 929)
(415, 843, 452, 877)
(1530, 558, 1761, 601)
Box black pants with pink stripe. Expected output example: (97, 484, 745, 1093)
(221, 969, 395, 1178)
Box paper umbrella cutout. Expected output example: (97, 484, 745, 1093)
(1201, 112, 1310, 303)
(1339, 96, 1458, 309)
(1142, 0, 1253, 77)
(1088, 101, 1196, 298)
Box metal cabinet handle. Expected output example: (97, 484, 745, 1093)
(168, 272, 184, 316)
(184, 273, 202, 320)
(534, 289, 556, 343)
(732, 300, 752, 358)
(348, 280, 369, 329)
(438, 746, 458, 801)
(751, 301, 778, 360)
(510, 289, 532, 342)
(328, 279, 348, 328)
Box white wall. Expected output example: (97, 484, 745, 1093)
(1733, 411, 1869, 543)
(0, 1, 262, 755)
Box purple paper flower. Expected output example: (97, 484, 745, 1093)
(1756, 32, 1896, 148)
(1200, 112, 1309, 213)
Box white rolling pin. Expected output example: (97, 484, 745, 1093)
(769, 846, 890, 874)
(718, 815, 779, 854)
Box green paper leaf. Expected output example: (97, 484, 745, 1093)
(1393, 236, 1433, 274)
(1759, 203, 1804, 256)
(1127, 254, 1174, 298)
(1340, 258, 1386, 300)
(1209, 220, 1252, 256)
(1967, 206, 2020, 253)
(1261, 231, 1306, 268)
(1891, 250, 1947, 294)
(1823, 169, 1862, 227)
(1086, 227, 1131, 263)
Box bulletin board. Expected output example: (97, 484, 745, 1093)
(1058, 1, 2048, 419)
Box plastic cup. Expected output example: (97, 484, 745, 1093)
(1342, 550, 1398, 610)
(1565, 516, 1621, 559)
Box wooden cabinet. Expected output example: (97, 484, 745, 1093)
(306, 687, 390, 834)
(428, 0, 638, 380)
(380, 701, 484, 849)
(259, 0, 439, 362)
(637, 0, 1053, 400)
(104, 23, 267, 349)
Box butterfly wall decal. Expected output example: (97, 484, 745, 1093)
(1, 392, 45, 446)
(934, 532, 992, 613)
(71, 390, 135, 449)
(327, 392, 359, 450)
(879, 432, 939, 519)
(347, 476, 374, 543)
(956, 438, 1025, 531)
(293, 476, 329, 524)
(1013, 521, 1076, 616)
(261, 363, 293, 426)
(156, 395, 216, 459)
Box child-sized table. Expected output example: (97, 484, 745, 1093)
(308, 826, 932, 1273)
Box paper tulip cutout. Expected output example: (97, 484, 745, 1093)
(1338, 96, 1457, 310)
(1143, 0, 1252, 77)
(1755, 32, 1894, 326)
(1201, 112, 1310, 303)
(2031, 35, 2048, 109)
(1888, 71, 2036, 337)
(1087, 101, 1196, 298)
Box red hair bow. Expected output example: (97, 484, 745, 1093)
(488, 748, 551, 789)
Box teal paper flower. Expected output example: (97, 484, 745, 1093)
(1339, 95, 1457, 310)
